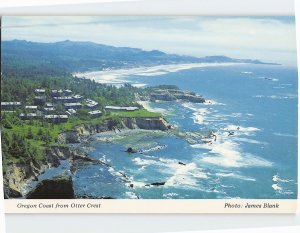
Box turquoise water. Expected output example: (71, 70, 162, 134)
(73, 64, 298, 199)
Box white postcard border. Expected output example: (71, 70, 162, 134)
(4, 199, 297, 214)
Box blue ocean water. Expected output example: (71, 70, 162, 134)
(59, 64, 299, 199)
(74, 65, 298, 199)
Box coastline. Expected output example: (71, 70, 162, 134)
(73, 62, 240, 84)
(3, 116, 172, 199)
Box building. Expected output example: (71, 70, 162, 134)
(53, 96, 74, 103)
(35, 89, 46, 95)
(86, 99, 98, 109)
(43, 107, 55, 113)
(34, 96, 46, 105)
(44, 115, 68, 123)
(25, 106, 38, 112)
(46, 103, 54, 108)
(86, 103, 98, 109)
(20, 113, 41, 120)
(51, 89, 63, 97)
(88, 110, 102, 118)
(66, 108, 76, 115)
(1, 111, 16, 113)
(1, 102, 21, 110)
(63, 102, 82, 110)
(104, 106, 139, 112)
(73, 95, 84, 101)
(63, 89, 72, 96)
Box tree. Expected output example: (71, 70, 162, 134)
(37, 128, 44, 137)
(27, 127, 34, 139)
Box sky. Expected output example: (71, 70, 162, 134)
(1, 16, 297, 66)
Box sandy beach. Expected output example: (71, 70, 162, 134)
(73, 62, 239, 85)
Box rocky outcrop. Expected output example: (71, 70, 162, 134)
(148, 89, 205, 103)
(3, 180, 22, 199)
(3, 145, 83, 198)
(57, 130, 80, 144)
(121, 117, 170, 131)
(4, 116, 171, 198)
(173, 93, 205, 103)
(74, 117, 171, 138)
(45, 146, 72, 167)
(151, 182, 166, 186)
(75, 119, 121, 137)
(26, 173, 75, 199)
(3, 161, 41, 198)
(150, 93, 176, 101)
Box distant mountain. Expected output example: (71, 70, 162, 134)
(2, 40, 279, 75)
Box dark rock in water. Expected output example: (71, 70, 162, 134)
(26, 173, 75, 199)
(126, 147, 136, 153)
(130, 184, 134, 188)
(101, 196, 115, 199)
(151, 182, 166, 186)
(76, 194, 115, 199)
(178, 161, 186, 166)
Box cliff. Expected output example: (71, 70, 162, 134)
(3, 116, 171, 198)
(139, 88, 205, 103)
(26, 172, 75, 199)
(121, 117, 170, 131)
(73, 117, 170, 140)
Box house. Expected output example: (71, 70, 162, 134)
(43, 107, 55, 113)
(1, 111, 16, 113)
(88, 110, 102, 118)
(104, 106, 139, 112)
(63, 102, 82, 109)
(35, 89, 45, 95)
(53, 96, 74, 103)
(34, 96, 46, 105)
(86, 103, 98, 109)
(1, 102, 21, 110)
(73, 95, 84, 101)
(20, 113, 41, 120)
(86, 99, 98, 109)
(46, 103, 54, 108)
(66, 108, 76, 115)
(44, 115, 68, 123)
(124, 107, 139, 111)
(25, 106, 38, 112)
(51, 89, 63, 97)
(63, 89, 73, 96)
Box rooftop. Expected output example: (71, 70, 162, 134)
(88, 110, 102, 115)
(25, 106, 38, 109)
(1, 102, 21, 105)
(105, 106, 139, 111)
(20, 113, 40, 117)
(64, 103, 82, 107)
(44, 115, 68, 119)
(35, 89, 45, 93)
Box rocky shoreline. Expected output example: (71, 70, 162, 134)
(3, 116, 171, 199)
(137, 87, 205, 103)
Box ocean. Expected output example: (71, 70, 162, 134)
(35, 64, 299, 199)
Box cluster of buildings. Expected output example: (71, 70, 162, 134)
(1, 88, 140, 124)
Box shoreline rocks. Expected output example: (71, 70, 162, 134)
(144, 88, 205, 103)
(26, 172, 75, 199)
(3, 116, 172, 199)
